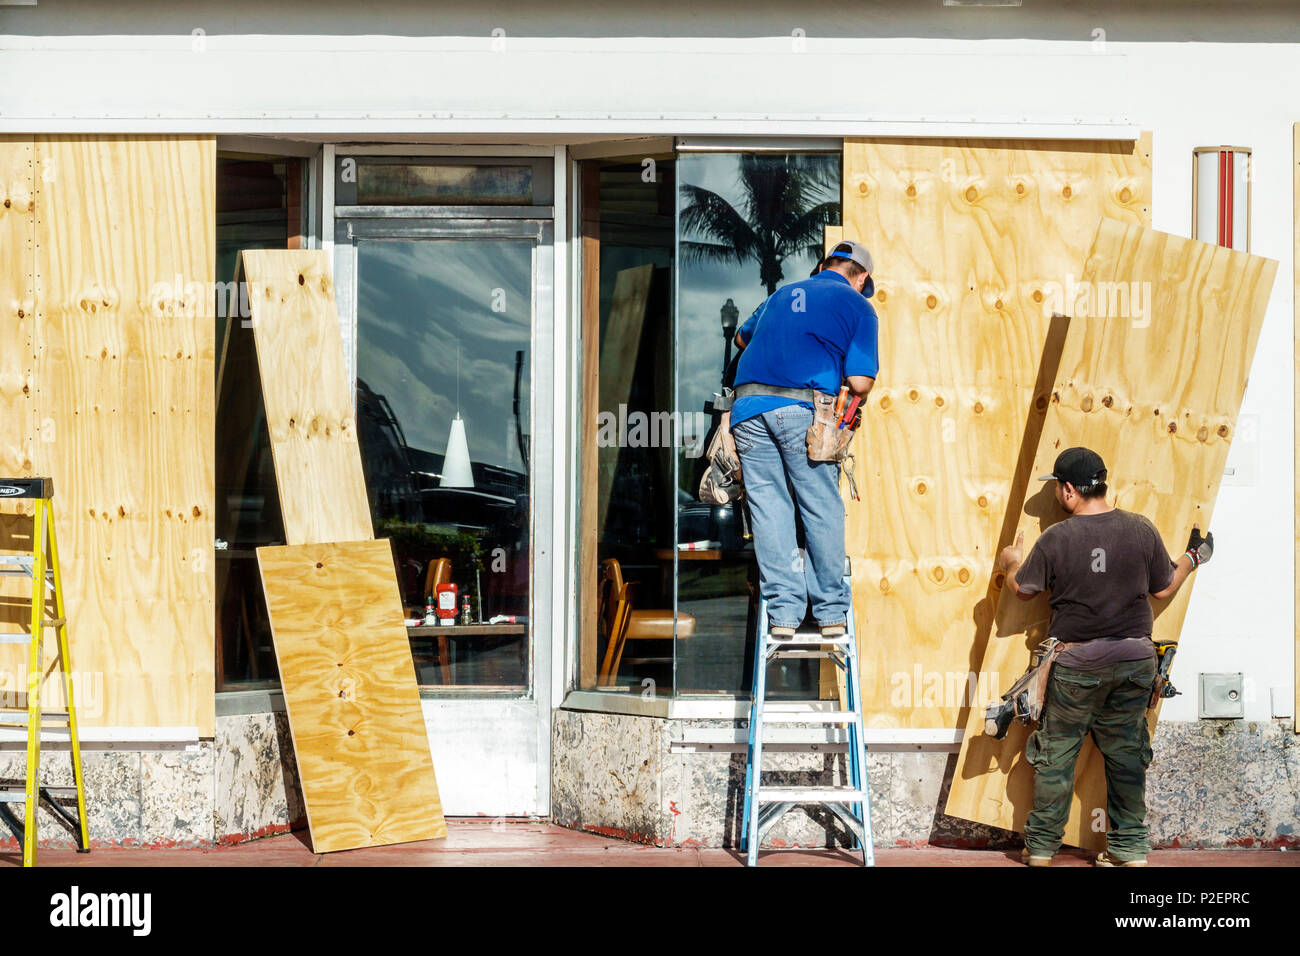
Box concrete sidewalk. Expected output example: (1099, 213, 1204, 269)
(5, 821, 1297, 866)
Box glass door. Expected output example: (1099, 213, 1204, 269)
(336, 214, 554, 816)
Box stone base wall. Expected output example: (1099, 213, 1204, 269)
(0, 711, 305, 849)
(552, 710, 1300, 849)
(7, 708, 1295, 849)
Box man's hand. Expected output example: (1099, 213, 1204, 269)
(1185, 525, 1214, 568)
(996, 531, 1025, 574)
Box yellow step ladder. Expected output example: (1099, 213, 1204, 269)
(0, 478, 89, 866)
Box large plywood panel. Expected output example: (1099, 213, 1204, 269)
(0, 137, 37, 702)
(257, 539, 446, 852)
(840, 136, 1151, 728)
(34, 136, 215, 732)
(240, 249, 372, 546)
(947, 219, 1276, 848)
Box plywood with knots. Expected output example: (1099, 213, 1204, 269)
(839, 136, 1152, 728)
(0, 137, 37, 700)
(946, 218, 1277, 848)
(240, 249, 373, 546)
(257, 539, 446, 852)
(33, 136, 215, 732)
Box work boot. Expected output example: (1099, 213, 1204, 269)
(820, 623, 847, 638)
(1094, 851, 1147, 867)
(1020, 847, 1052, 868)
(770, 625, 797, 639)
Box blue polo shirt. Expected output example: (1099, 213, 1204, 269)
(729, 270, 880, 427)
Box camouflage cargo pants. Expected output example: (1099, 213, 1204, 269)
(1024, 656, 1158, 861)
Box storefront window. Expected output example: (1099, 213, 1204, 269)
(214, 153, 305, 690)
(582, 148, 840, 699)
(354, 238, 532, 689)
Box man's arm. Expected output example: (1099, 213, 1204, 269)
(1151, 526, 1214, 601)
(846, 374, 874, 397)
(734, 304, 765, 351)
(1150, 555, 1193, 601)
(996, 531, 1039, 602)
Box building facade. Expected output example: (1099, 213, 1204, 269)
(0, 0, 1297, 849)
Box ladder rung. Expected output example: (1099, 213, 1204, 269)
(761, 711, 859, 724)
(767, 633, 853, 646)
(757, 787, 867, 803)
(43, 618, 66, 629)
(0, 635, 32, 644)
(0, 785, 78, 798)
(0, 712, 72, 725)
(771, 649, 843, 659)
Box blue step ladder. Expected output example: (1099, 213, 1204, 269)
(740, 562, 875, 867)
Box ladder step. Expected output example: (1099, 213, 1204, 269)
(761, 711, 859, 724)
(767, 633, 853, 646)
(0, 712, 71, 725)
(0, 635, 32, 645)
(771, 649, 843, 659)
(44, 618, 66, 629)
(757, 787, 867, 803)
(0, 786, 78, 800)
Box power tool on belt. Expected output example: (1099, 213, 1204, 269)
(983, 637, 1182, 739)
(1149, 640, 1181, 708)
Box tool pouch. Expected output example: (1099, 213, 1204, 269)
(698, 404, 743, 505)
(806, 391, 858, 463)
(1024, 640, 1067, 722)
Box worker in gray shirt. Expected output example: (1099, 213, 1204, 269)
(996, 446, 1214, 867)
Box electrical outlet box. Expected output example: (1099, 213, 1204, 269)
(1199, 673, 1244, 719)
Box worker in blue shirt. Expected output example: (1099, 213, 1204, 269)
(730, 240, 879, 638)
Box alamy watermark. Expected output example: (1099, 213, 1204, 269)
(595, 406, 710, 458)
(1040, 274, 1154, 328)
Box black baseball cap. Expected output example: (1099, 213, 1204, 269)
(1039, 447, 1107, 490)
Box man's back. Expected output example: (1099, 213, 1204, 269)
(1015, 509, 1175, 645)
(731, 270, 878, 425)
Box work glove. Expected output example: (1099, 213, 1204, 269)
(1185, 526, 1214, 568)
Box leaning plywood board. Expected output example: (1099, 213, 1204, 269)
(0, 138, 37, 699)
(258, 539, 446, 852)
(33, 136, 216, 732)
(840, 136, 1152, 728)
(947, 219, 1277, 848)
(595, 263, 654, 536)
(241, 250, 373, 545)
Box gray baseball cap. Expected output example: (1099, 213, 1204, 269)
(827, 240, 876, 299)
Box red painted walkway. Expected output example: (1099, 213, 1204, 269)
(5, 821, 1297, 866)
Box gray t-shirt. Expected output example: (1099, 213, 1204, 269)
(1014, 509, 1176, 669)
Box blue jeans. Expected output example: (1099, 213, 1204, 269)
(731, 405, 849, 629)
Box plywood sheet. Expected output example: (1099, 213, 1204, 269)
(241, 249, 373, 546)
(946, 218, 1277, 848)
(33, 136, 215, 732)
(257, 539, 446, 852)
(0, 137, 37, 702)
(840, 136, 1152, 728)
(595, 263, 654, 536)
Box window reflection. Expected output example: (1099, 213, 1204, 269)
(355, 239, 532, 689)
(583, 150, 841, 699)
(674, 152, 841, 697)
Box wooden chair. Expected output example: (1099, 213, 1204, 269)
(597, 558, 696, 685)
(597, 559, 632, 685)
